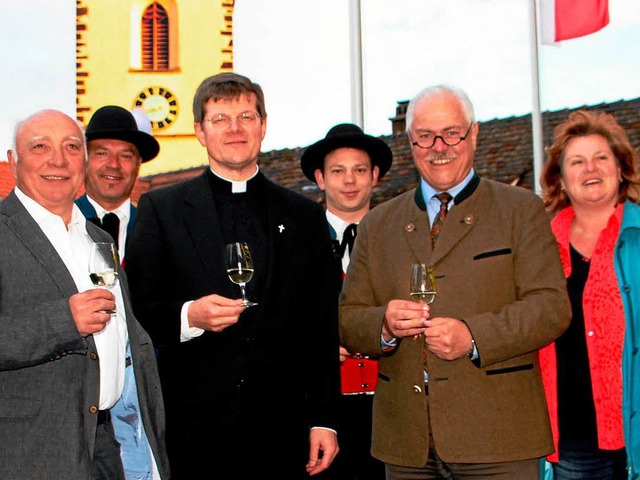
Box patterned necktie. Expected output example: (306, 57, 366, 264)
(430, 193, 452, 247)
(92, 212, 120, 249)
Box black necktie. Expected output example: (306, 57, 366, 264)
(340, 223, 358, 258)
(90, 212, 120, 249)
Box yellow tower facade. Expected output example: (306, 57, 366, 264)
(77, 0, 234, 176)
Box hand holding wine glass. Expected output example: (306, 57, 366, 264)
(88, 242, 119, 314)
(225, 242, 258, 307)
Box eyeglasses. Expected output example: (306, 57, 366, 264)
(205, 111, 261, 129)
(411, 123, 474, 149)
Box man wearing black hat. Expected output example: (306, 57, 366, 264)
(301, 123, 392, 480)
(76, 105, 159, 260)
(76, 105, 163, 479)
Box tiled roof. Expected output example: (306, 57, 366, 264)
(261, 97, 640, 208)
(2, 97, 640, 205)
(0, 161, 12, 198)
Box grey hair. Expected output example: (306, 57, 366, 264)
(10, 111, 88, 164)
(10, 118, 22, 162)
(405, 84, 476, 132)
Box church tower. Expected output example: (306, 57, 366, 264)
(76, 0, 234, 176)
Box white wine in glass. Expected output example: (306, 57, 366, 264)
(89, 242, 119, 314)
(410, 263, 436, 305)
(225, 242, 258, 307)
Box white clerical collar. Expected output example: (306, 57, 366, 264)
(209, 166, 260, 193)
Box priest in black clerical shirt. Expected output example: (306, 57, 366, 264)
(124, 73, 342, 479)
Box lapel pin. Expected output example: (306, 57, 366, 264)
(463, 215, 475, 225)
(278, 224, 285, 233)
(405, 223, 415, 232)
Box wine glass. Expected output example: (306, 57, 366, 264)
(225, 242, 258, 307)
(88, 242, 119, 314)
(410, 263, 436, 305)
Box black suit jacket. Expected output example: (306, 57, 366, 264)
(125, 171, 341, 478)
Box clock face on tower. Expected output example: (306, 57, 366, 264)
(133, 86, 179, 131)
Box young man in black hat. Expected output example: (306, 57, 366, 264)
(76, 105, 163, 479)
(300, 123, 392, 480)
(76, 105, 160, 260)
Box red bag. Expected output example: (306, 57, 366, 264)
(340, 356, 378, 395)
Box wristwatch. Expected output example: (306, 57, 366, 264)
(467, 338, 476, 359)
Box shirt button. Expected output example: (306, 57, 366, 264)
(587, 331, 594, 337)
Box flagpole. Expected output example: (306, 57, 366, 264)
(348, 0, 364, 128)
(530, 0, 544, 196)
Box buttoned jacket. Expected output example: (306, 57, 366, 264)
(340, 177, 571, 467)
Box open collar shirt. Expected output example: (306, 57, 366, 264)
(15, 187, 128, 409)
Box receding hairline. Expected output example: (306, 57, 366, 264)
(12, 109, 86, 161)
(15, 109, 83, 138)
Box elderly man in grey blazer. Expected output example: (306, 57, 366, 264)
(0, 109, 168, 479)
(339, 85, 571, 479)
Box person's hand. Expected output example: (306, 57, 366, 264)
(306, 428, 339, 476)
(339, 346, 351, 363)
(382, 299, 430, 341)
(187, 294, 245, 332)
(424, 317, 473, 361)
(69, 289, 116, 337)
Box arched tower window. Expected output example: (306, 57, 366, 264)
(141, 2, 169, 70)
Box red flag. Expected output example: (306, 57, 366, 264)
(540, 0, 609, 44)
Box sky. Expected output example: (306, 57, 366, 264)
(1, 0, 639, 157)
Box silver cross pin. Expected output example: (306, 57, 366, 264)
(278, 224, 285, 233)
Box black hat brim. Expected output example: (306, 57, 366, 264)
(86, 129, 160, 163)
(300, 134, 392, 183)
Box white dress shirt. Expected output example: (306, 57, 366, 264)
(15, 188, 128, 409)
(325, 209, 356, 274)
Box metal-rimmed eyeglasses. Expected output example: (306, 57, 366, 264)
(411, 123, 474, 149)
(205, 111, 261, 129)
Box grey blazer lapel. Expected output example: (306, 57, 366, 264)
(1, 192, 78, 296)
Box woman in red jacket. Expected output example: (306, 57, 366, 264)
(539, 109, 640, 480)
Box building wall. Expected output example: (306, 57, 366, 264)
(76, 0, 233, 176)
